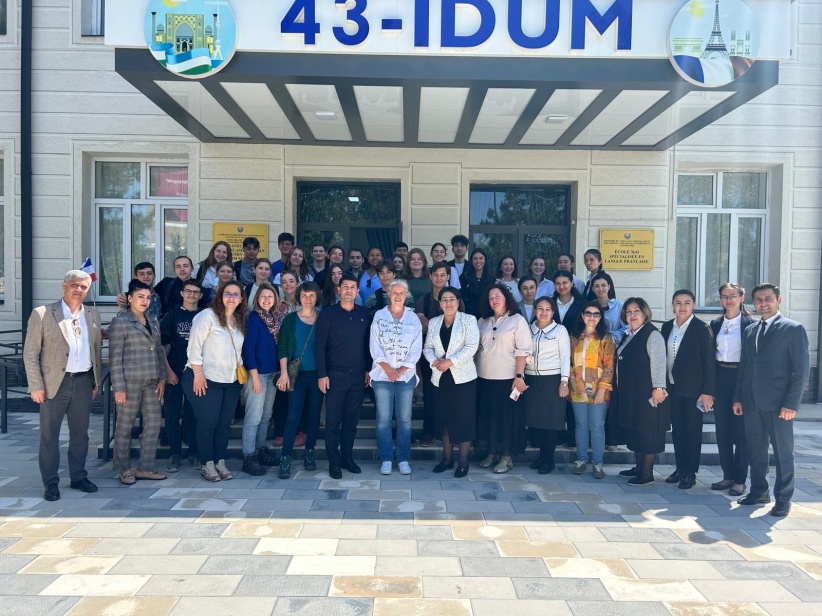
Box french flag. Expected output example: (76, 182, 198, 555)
(80, 257, 97, 282)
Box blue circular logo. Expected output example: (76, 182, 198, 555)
(145, 0, 238, 79)
(668, 0, 760, 87)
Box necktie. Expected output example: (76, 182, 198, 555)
(757, 320, 766, 353)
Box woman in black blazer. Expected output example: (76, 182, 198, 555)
(581, 249, 616, 301)
(709, 283, 754, 496)
(552, 270, 583, 447)
(660, 289, 716, 490)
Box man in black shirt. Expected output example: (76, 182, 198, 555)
(160, 279, 203, 471)
(316, 273, 371, 479)
(154, 256, 204, 316)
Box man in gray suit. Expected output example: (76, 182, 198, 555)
(733, 283, 810, 517)
(23, 270, 103, 501)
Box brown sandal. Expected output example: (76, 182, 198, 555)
(119, 471, 137, 485)
(134, 470, 167, 481)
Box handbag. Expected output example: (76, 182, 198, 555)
(227, 327, 248, 385)
(283, 320, 316, 392)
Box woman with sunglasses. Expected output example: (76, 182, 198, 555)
(184, 280, 247, 482)
(523, 296, 570, 475)
(110, 279, 168, 485)
(709, 283, 753, 497)
(568, 302, 615, 479)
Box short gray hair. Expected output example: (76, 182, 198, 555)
(64, 270, 92, 283)
(388, 279, 409, 294)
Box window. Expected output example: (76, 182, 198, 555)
(94, 161, 188, 299)
(469, 185, 571, 276)
(81, 0, 104, 37)
(675, 171, 767, 308)
(0, 1, 7, 36)
(297, 182, 401, 259)
(0, 158, 4, 298)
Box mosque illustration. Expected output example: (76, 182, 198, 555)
(148, 10, 225, 77)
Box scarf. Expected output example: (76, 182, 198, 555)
(256, 308, 280, 339)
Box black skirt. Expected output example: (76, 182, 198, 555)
(626, 428, 666, 454)
(433, 370, 477, 444)
(477, 377, 527, 456)
(523, 373, 566, 431)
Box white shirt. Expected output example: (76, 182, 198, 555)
(756, 311, 781, 352)
(523, 304, 534, 323)
(186, 308, 244, 383)
(369, 307, 423, 383)
(556, 296, 575, 322)
(497, 279, 522, 302)
(193, 264, 220, 290)
(536, 279, 556, 299)
(525, 321, 570, 379)
(61, 300, 92, 373)
(273, 272, 313, 285)
(247, 283, 260, 309)
(716, 313, 743, 362)
(666, 315, 695, 383)
(449, 265, 461, 289)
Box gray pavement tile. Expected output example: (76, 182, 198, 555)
(710, 560, 811, 580)
(656, 493, 736, 505)
(283, 489, 347, 500)
(440, 481, 502, 492)
(513, 577, 611, 600)
(194, 479, 265, 490)
(137, 574, 242, 596)
(691, 517, 773, 530)
(0, 554, 37, 573)
(242, 500, 312, 512)
(461, 556, 550, 577)
(567, 601, 671, 616)
(600, 528, 684, 543)
(79, 487, 158, 499)
(310, 501, 380, 512)
(599, 493, 670, 504)
(446, 501, 514, 513)
(418, 540, 499, 557)
(410, 490, 476, 501)
(680, 529, 762, 547)
(475, 491, 540, 502)
(651, 543, 746, 560)
(169, 597, 275, 616)
(557, 482, 626, 494)
(145, 522, 229, 538)
(33, 498, 114, 511)
(379, 500, 446, 514)
(0, 596, 80, 616)
(124, 510, 201, 520)
(0, 572, 61, 595)
(199, 554, 292, 575)
(234, 574, 332, 596)
(261, 480, 322, 490)
(577, 503, 648, 515)
(511, 502, 583, 514)
(342, 512, 415, 521)
(171, 538, 260, 555)
(779, 580, 822, 601)
(483, 514, 557, 523)
(0, 537, 19, 550)
(346, 490, 411, 501)
(643, 504, 721, 517)
(270, 512, 345, 521)
(101, 498, 182, 510)
(381, 480, 441, 491)
(376, 525, 452, 540)
(218, 488, 286, 500)
(272, 597, 372, 616)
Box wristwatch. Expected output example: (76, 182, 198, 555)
(516, 373, 525, 379)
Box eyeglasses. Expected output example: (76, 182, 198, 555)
(182, 290, 201, 295)
(439, 298, 458, 304)
(72, 319, 81, 338)
(223, 292, 241, 299)
(720, 295, 740, 301)
(582, 312, 602, 318)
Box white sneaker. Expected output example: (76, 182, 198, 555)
(380, 461, 392, 475)
(398, 461, 412, 475)
(215, 459, 233, 480)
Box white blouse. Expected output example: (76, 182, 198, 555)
(525, 321, 570, 379)
(369, 307, 423, 383)
(186, 309, 244, 383)
(716, 313, 743, 362)
(476, 313, 532, 380)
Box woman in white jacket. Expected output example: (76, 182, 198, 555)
(369, 279, 423, 476)
(423, 287, 480, 478)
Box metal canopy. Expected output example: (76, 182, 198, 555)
(115, 49, 779, 151)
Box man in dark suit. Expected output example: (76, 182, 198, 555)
(23, 270, 103, 501)
(733, 283, 810, 517)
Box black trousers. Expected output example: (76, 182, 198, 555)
(564, 401, 576, 445)
(745, 402, 794, 502)
(713, 365, 748, 484)
(183, 371, 241, 463)
(419, 358, 435, 437)
(670, 393, 704, 474)
(324, 368, 365, 466)
(39, 371, 94, 487)
(163, 381, 196, 457)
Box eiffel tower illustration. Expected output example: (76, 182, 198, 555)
(701, 0, 729, 58)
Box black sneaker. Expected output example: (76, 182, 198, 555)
(627, 474, 655, 486)
(256, 446, 280, 467)
(619, 467, 640, 477)
(241, 455, 267, 477)
(279, 455, 292, 479)
(303, 449, 316, 471)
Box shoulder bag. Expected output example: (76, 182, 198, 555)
(227, 327, 248, 385)
(284, 318, 317, 392)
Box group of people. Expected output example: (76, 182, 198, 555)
(23, 234, 809, 517)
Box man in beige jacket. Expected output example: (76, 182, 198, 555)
(23, 270, 103, 501)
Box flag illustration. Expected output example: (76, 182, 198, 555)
(81, 257, 97, 282)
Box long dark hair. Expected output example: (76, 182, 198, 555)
(584, 248, 604, 274)
(589, 271, 617, 301)
(286, 246, 311, 280)
(571, 301, 609, 338)
(552, 270, 583, 301)
(719, 282, 751, 316)
(479, 283, 520, 319)
(210, 280, 247, 335)
(196, 241, 232, 281)
(321, 264, 345, 307)
(495, 255, 518, 279)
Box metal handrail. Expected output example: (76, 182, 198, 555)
(101, 371, 114, 462)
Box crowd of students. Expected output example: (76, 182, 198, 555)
(104, 233, 802, 513)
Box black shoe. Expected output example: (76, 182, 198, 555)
(256, 446, 279, 467)
(454, 465, 469, 478)
(529, 458, 543, 470)
(241, 455, 267, 477)
(329, 465, 342, 480)
(433, 460, 455, 473)
(627, 474, 655, 486)
(677, 474, 696, 490)
(737, 493, 771, 506)
(341, 459, 361, 474)
(770, 501, 791, 517)
(665, 469, 684, 484)
(537, 463, 555, 475)
(44, 483, 60, 501)
(69, 478, 98, 493)
(619, 467, 640, 477)
(711, 480, 734, 491)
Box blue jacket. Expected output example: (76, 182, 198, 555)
(242, 312, 278, 375)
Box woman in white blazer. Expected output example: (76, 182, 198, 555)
(423, 287, 480, 478)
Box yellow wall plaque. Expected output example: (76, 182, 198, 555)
(599, 229, 654, 270)
(212, 223, 269, 261)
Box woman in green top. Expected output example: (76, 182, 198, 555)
(403, 248, 432, 302)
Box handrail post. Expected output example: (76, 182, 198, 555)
(1, 363, 7, 434)
(102, 374, 111, 462)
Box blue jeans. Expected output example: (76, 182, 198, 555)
(572, 401, 608, 465)
(282, 370, 324, 457)
(241, 372, 276, 455)
(373, 376, 417, 463)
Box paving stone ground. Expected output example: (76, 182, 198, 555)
(1, 409, 822, 615)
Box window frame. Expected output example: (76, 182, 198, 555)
(92, 160, 188, 301)
(675, 170, 770, 310)
(81, 0, 105, 37)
